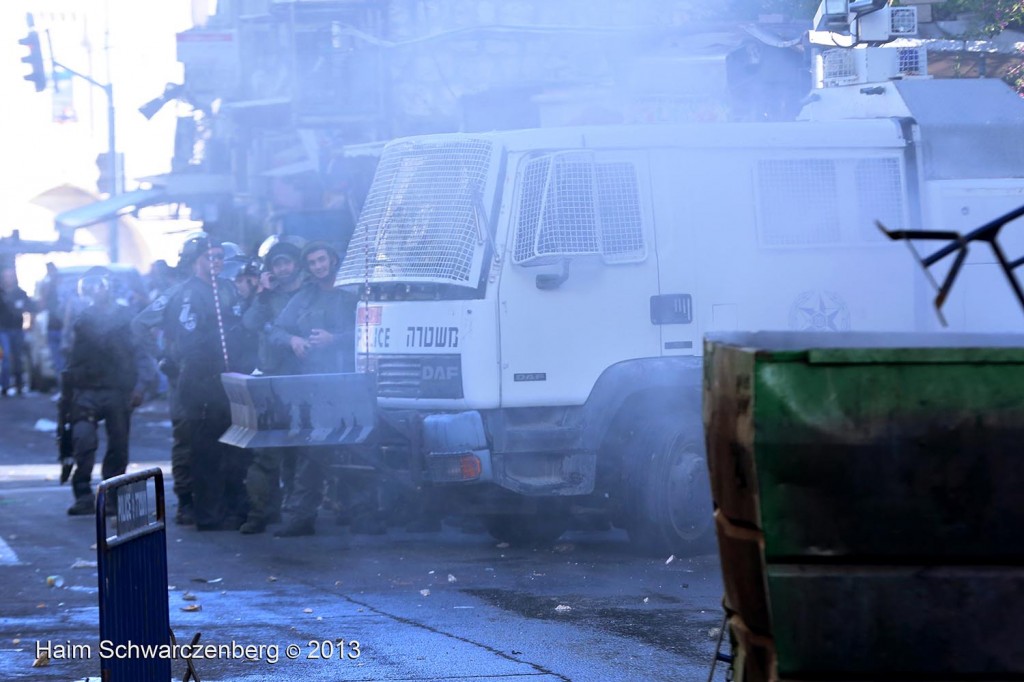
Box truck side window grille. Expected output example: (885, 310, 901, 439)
(514, 156, 552, 264)
(597, 161, 645, 263)
(856, 157, 904, 241)
(757, 159, 841, 246)
(538, 153, 601, 257)
(514, 153, 645, 265)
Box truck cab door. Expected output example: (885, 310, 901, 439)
(497, 150, 662, 408)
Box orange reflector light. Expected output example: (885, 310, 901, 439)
(459, 454, 481, 480)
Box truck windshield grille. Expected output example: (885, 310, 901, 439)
(339, 138, 493, 286)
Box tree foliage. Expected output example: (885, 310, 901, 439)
(691, 0, 1024, 31)
(710, 0, 821, 21)
(932, 0, 1024, 36)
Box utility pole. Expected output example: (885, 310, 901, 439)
(19, 13, 122, 262)
(46, 51, 121, 263)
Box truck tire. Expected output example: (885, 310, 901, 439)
(625, 417, 715, 557)
(482, 504, 571, 547)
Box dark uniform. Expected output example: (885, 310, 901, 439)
(0, 275, 32, 396)
(65, 283, 147, 516)
(243, 281, 300, 374)
(224, 255, 262, 375)
(132, 281, 193, 524)
(267, 283, 357, 374)
(164, 273, 249, 530)
(237, 271, 304, 534)
(271, 255, 357, 537)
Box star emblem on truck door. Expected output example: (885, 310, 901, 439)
(788, 290, 851, 331)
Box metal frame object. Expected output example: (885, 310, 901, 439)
(877, 203, 1024, 326)
(96, 468, 172, 681)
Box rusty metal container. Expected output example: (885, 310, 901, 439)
(703, 332, 1024, 681)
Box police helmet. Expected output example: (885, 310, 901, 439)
(178, 231, 221, 267)
(265, 241, 302, 270)
(77, 266, 111, 301)
(223, 256, 262, 281)
(257, 233, 307, 259)
(301, 241, 340, 272)
(220, 241, 244, 261)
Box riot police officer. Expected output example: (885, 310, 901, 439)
(271, 241, 358, 537)
(132, 265, 191, 524)
(162, 233, 249, 530)
(237, 241, 305, 534)
(65, 268, 148, 516)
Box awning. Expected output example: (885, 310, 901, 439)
(30, 184, 100, 215)
(54, 188, 167, 232)
(26, 184, 155, 266)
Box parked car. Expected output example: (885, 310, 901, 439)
(27, 264, 146, 392)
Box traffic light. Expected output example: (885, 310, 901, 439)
(19, 30, 46, 92)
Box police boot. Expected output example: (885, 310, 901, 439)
(239, 515, 267, 535)
(175, 495, 195, 526)
(67, 494, 96, 516)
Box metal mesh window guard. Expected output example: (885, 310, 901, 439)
(758, 159, 841, 246)
(822, 49, 856, 87)
(596, 162, 645, 262)
(513, 153, 645, 264)
(339, 138, 493, 285)
(897, 47, 926, 77)
(513, 156, 552, 264)
(890, 7, 918, 35)
(856, 157, 904, 241)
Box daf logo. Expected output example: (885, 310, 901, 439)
(422, 365, 460, 381)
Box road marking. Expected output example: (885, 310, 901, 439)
(0, 485, 69, 494)
(0, 535, 20, 565)
(0, 461, 171, 484)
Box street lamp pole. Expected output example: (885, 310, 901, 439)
(104, 79, 118, 263)
(52, 58, 121, 263)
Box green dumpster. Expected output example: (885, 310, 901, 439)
(703, 332, 1024, 681)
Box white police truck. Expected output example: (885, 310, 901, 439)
(327, 73, 1024, 554)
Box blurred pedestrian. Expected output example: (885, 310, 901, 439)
(64, 267, 149, 516)
(271, 242, 357, 537)
(0, 265, 33, 396)
(38, 263, 66, 385)
(145, 259, 181, 303)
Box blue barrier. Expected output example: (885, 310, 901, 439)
(96, 468, 171, 681)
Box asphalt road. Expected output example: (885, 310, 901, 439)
(0, 390, 726, 681)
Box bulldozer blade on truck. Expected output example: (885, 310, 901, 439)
(219, 372, 377, 449)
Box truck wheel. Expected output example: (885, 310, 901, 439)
(482, 506, 570, 547)
(626, 418, 715, 557)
